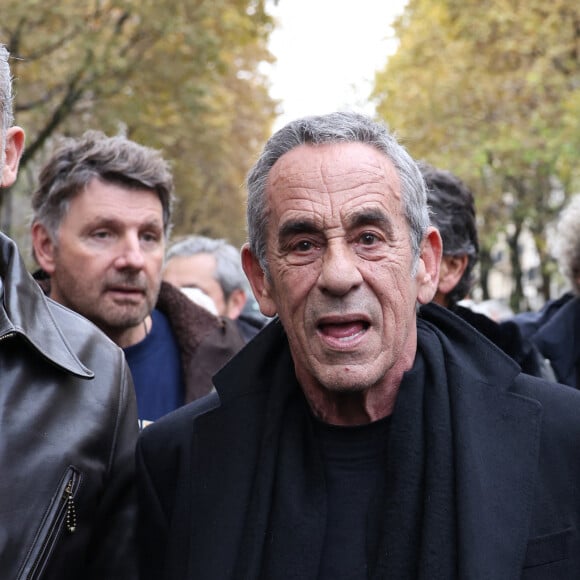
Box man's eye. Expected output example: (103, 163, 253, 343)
(293, 240, 314, 252)
(141, 233, 160, 243)
(360, 232, 379, 245)
(92, 231, 110, 239)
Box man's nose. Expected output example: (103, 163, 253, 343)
(114, 234, 146, 270)
(317, 241, 363, 296)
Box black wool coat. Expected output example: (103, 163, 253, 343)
(137, 304, 580, 580)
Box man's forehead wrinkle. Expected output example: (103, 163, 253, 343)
(321, 163, 385, 185)
(270, 162, 325, 188)
(272, 151, 385, 181)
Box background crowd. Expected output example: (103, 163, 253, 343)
(3, 12, 580, 576)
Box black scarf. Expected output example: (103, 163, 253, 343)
(234, 320, 457, 580)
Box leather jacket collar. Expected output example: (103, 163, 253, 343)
(0, 232, 92, 378)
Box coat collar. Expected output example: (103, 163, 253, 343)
(213, 317, 287, 403)
(0, 232, 92, 378)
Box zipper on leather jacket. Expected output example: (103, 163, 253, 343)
(63, 476, 77, 533)
(20, 467, 80, 580)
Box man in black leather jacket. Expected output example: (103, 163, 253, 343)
(0, 44, 139, 580)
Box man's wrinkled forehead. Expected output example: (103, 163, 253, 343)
(267, 142, 401, 199)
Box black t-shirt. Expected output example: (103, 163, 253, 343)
(314, 415, 391, 580)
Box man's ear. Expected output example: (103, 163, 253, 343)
(241, 243, 277, 317)
(1, 126, 25, 188)
(437, 255, 469, 296)
(224, 288, 247, 320)
(416, 227, 443, 305)
(31, 221, 57, 275)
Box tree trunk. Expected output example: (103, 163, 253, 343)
(478, 247, 492, 300)
(508, 228, 524, 312)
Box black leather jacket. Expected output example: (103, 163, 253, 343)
(0, 233, 139, 579)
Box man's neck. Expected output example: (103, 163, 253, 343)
(301, 380, 401, 427)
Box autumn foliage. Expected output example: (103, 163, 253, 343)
(373, 0, 580, 308)
(2, 0, 277, 247)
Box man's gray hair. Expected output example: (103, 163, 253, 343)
(0, 45, 15, 160)
(166, 235, 248, 298)
(245, 111, 430, 275)
(553, 194, 580, 295)
(31, 130, 175, 241)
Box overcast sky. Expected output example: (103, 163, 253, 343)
(266, 0, 408, 129)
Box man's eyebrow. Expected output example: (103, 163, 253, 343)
(83, 216, 163, 231)
(140, 218, 164, 230)
(346, 209, 393, 235)
(278, 219, 320, 240)
(82, 216, 121, 230)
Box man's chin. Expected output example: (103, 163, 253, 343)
(321, 381, 372, 394)
(98, 309, 148, 332)
(314, 366, 380, 394)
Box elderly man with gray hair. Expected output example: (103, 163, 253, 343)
(164, 234, 267, 341)
(137, 111, 580, 579)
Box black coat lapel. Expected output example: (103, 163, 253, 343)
(186, 321, 297, 579)
(185, 308, 543, 579)
(184, 392, 267, 578)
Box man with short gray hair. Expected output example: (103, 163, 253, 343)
(137, 111, 580, 579)
(164, 234, 267, 341)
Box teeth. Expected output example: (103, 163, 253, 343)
(336, 328, 365, 342)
